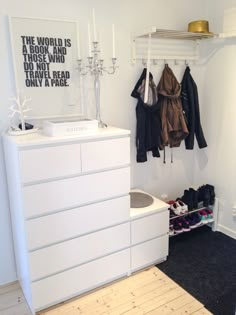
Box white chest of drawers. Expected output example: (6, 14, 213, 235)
(3, 127, 169, 314)
(3, 127, 131, 314)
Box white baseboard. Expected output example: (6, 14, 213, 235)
(217, 224, 236, 240)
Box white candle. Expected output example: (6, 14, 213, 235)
(76, 22, 81, 60)
(92, 8, 97, 42)
(112, 24, 116, 58)
(88, 22, 92, 57)
(99, 32, 102, 59)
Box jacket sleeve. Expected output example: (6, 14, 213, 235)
(182, 75, 196, 150)
(192, 80, 207, 149)
(135, 103, 148, 162)
(182, 70, 207, 150)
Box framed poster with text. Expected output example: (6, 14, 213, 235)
(9, 16, 83, 119)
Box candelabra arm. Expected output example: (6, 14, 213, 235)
(102, 58, 118, 75)
(77, 59, 93, 76)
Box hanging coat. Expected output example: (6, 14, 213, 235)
(181, 66, 207, 149)
(157, 64, 189, 148)
(131, 68, 162, 163)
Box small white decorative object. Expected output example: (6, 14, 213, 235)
(8, 93, 38, 135)
(43, 119, 98, 137)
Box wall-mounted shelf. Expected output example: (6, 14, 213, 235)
(132, 27, 219, 65)
(134, 27, 218, 41)
(219, 31, 236, 38)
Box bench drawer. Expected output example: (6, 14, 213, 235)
(131, 211, 168, 245)
(131, 235, 168, 271)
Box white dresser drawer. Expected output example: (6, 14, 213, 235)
(29, 223, 130, 281)
(131, 211, 168, 245)
(19, 143, 81, 183)
(131, 235, 168, 272)
(81, 137, 130, 172)
(23, 167, 130, 218)
(32, 249, 130, 311)
(26, 196, 130, 250)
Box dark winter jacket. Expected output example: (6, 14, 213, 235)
(131, 68, 162, 163)
(157, 64, 189, 147)
(181, 66, 207, 149)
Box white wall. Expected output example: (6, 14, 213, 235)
(194, 0, 236, 238)
(0, 0, 207, 284)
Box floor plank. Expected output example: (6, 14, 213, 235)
(0, 288, 25, 311)
(0, 267, 212, 315)
(170, 300, 205, 315)
(0, 282, 20, 295)
(192, 308, 213, 315)
(1, 302, 32, 315)
(38, 267, 212, 315)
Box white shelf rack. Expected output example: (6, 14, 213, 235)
(134, 27, 217, 40)
(131, 27, 219, 65)
(219, 31, 236, 38)
(169, 197, 219, 237)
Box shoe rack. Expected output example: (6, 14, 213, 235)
(169, 198, 219, 237)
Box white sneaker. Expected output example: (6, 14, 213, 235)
(170, 202, 183, 216)
(177, 200, 188, 214)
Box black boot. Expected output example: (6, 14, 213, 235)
(182, 189, 193, 211)
(189, 188, 198, 209)
(180, 190, 189, 204)
(197, 185, 205, 203)
(203, 188, 210, 207)
(205, 184, 215, 205)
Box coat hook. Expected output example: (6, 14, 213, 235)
(153, 59, 158, 66)
(185, 60, 189, 66)
(142, 58, 147, 67)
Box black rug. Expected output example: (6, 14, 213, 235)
(157, 226, 236, 315)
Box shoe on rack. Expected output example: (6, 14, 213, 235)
(199, 210, 209, 224)
(170, 202, 183, 216)
(173, 220, 184, 234)
(205, 184, 215, 205)
(180, 190, 194, 211)
(205, 208, 214, 223)
(203, 189, 211, 207)
(189, 188, 199, 209)
(169, 209, 176, 219)
(169, 224, 175, 236)
(177, 200, 188, 214)
(197, 185, 211, 207)
(179, 218, 191, 232)
(186, 213, 202, 229)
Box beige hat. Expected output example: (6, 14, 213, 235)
(188, 20, 213, 34)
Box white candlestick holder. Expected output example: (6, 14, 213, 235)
(77, 41, 118, 128)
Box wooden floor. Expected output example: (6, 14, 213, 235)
(0, 267, 212, 315)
